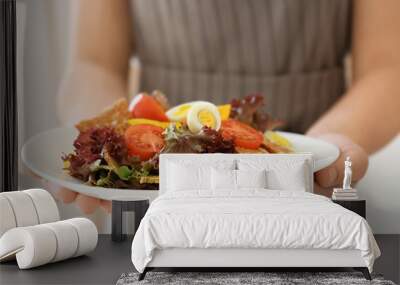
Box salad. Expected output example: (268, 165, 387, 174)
(62, 91, 293, 190)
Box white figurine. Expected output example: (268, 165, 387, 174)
(332, 156, 358, 200)
(342, 156, 352, 190)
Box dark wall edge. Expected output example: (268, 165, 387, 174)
(0, 0, 18, 192)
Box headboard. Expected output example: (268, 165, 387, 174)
(159, 153, 314, 195)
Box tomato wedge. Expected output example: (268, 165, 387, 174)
(124, 125, 165, 161)
(220, 119, 263, 150)
(129, 94, 169, 122)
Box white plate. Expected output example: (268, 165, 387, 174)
(21, 128, 339, 201)
(278, 131, 340, 171)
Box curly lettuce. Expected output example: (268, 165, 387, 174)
(162, 124, 235, 154)
(62, 127, 157, 189)
(230, 93, 284, 132)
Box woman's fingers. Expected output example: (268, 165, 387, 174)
(39, 179, 78, 203)
(100, 200, 112, 213)
(313, 183, 334, 197)
(56, 189, 108, 214)
(56, 188, 79, 203)
(75, 194, 101, 214)
(313, 133, 369, 189)
(29, 172, 112, 214)
(37, 178, 110, 213)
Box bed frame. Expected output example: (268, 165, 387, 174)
(138, 154, 372, 281)
(139, 249, 371, 280)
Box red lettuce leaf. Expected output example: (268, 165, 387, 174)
(62, 127, 133, 181)
(230, 93, 284, 132)
(162, 125, 235, 154)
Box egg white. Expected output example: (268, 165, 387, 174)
(186, 102, 221, 133)
(166, 101, 208, 121)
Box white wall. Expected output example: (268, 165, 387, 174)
(17, 0, 400, 234)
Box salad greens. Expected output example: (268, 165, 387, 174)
(62, 93, 290, 190)
(62, 127, 157, 189)
(163, 124, 235, 154)
(230, 93, 284, 132)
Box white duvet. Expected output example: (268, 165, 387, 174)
(131, 190, 380, 273)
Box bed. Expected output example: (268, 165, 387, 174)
(131, 154, 380, 280)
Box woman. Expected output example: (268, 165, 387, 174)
(56, 0, 400, 213)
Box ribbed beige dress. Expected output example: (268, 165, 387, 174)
(130, 0, 352, 133)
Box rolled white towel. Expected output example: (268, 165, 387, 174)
(0, 218, 98, 269)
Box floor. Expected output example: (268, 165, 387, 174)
(0, 235, 399, 285)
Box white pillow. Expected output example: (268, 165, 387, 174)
(236, 169, 267, 189)
(237, 157, 312, 192)
(167, 159, 236, 192)
(211, 168, 237, 190)
(266, 162, 307, 191)
(167, 162, 211, 191)
(211, 169, 267, 191)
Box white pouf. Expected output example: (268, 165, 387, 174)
(1, 191, 39, 227)
(0, 196, 17, 237)
(0, 218, 98, 269)
(0, 189, 59, 236)
(64, 218, 98, 257)
(42, 221, 79, 262)
(0, 189, 98, 269)
(24, 189, 60, 223)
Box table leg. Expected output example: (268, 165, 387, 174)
(112, 200, 125, 242)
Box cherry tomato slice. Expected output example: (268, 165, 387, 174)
(220, 119, 263, 150)
(124, 125, 165, 160)
(129, 94, 169, 122)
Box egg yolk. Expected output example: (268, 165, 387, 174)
(173, 104, 191, 117)
(198, 110, 216, 128)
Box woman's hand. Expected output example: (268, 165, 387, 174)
(57, 188, 112, 214)
(39, 179, 112, 214)
(39, 0, 134, 215)
(311, 133, 369, 197)
(53, 61, 128, 214)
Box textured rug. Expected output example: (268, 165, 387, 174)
(116, 272, 396, 285)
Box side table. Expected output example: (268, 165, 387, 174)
(332, 199, 366, 219)
(112, 199, 149, 242)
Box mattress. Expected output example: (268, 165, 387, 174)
(131, 190, 380, 273)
